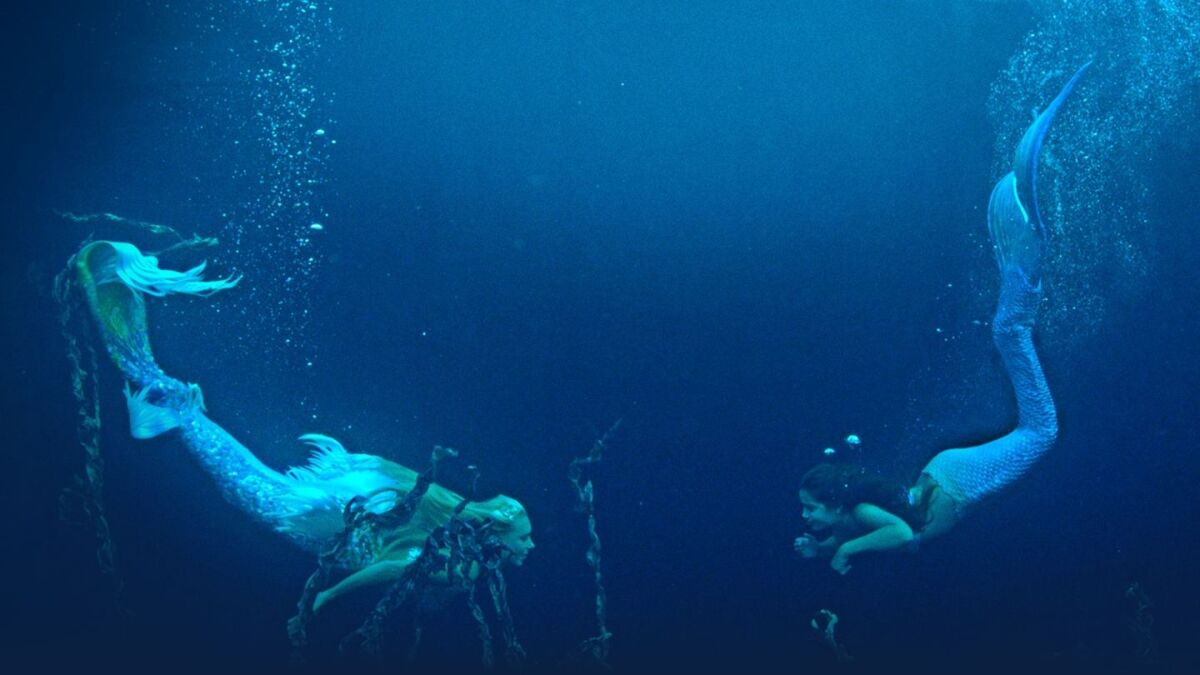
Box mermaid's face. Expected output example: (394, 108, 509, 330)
(798, 489, 842, 532)
(499, 514, 535, 566)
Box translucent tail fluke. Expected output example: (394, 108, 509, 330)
(988, 62, 1091, 285)
(71, 241, 239, 388)
(1013, 61, 1092, 234)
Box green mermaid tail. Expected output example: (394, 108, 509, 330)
(73, 241, 240, 397)
(70, 241, 407, 554)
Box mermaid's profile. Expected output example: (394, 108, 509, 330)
(795, 64, 1090, 574)
(67, 240, 535, 612)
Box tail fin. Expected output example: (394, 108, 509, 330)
(989, 62, 1090, 284)
(1013, 61, 1092, 237)
(72, 241, 239, 388)
(124, 381, 206, 439)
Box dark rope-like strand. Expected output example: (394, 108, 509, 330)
(53, 266, 124, 611)
(569, 419, 621, 667)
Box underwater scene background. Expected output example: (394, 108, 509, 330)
(2, 1, 1198, 673)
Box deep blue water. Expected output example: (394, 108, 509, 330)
(3, 2, 1198, 673)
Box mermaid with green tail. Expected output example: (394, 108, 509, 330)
(69, 241, 535, 611)
(796, 64, 1088, 574)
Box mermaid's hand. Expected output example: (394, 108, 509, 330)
(794, 534, 820, 559)
(830, 548, 852, 575)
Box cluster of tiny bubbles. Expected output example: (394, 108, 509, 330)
(986, 0, 1200, 350)
(894, 0, 1198, 462)
(181, 1, 338, 382)
(897, 261, 1006, 467)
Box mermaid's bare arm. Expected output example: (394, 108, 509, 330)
(314, 559, 414, 613)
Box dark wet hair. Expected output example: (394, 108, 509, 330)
(799, 463, 931, 531)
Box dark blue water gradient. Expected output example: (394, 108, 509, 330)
(2, 2, 1198, 672)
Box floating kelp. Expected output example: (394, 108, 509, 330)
(56, 211, 218, 257)
(811, 609, 852, 664)
(1125, 582, 1158, 665)
(569, 419, 621, 668)
(53, 260, 124, 612)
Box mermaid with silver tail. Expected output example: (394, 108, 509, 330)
(69, 241, 535, 610)
(795, 64, 1089, 573)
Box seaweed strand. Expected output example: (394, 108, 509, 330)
(53, 265, 125, 612)
(569, 419, 621, 667)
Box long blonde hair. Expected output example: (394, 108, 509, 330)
(372, 459, 528, 564)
